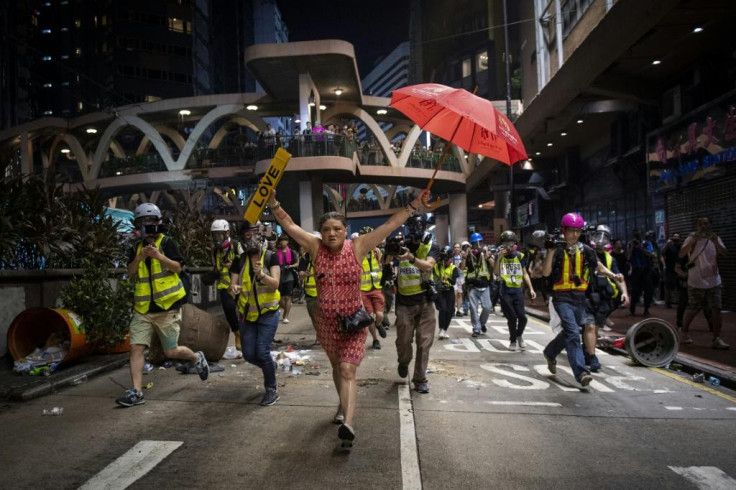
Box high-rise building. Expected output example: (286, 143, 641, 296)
(0, 0, 288, 130)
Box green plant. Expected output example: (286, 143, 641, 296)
(164, 190, 213, 267)
(58, 259, 134, 346)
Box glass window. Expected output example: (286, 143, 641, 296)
(462, 59, 471, 78)
(168, 17, 184, 32)
(476, 51, 488, 72)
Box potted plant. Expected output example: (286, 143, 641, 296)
(59, 258, 134, 349)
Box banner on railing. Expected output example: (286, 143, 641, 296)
(243, 148, 291, 223)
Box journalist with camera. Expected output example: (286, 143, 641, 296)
(116, 203, 209, 408)
(391, 214, 440, 394)
(541, 213, 622, 387)
(462, 232, 495, 337)
(494, 231, 536, 351)
(677, 217, 729, 349)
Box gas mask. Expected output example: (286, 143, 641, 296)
(243, 233, 263, 255)
(591, 230, 611, 251)
(211, 232, 230, 249)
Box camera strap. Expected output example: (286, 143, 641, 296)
(687, 239, 711, 269)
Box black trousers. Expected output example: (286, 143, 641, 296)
(435, 288, 455, 331)
(219, 289, 240, 332)
(629, 268, 653, 312)
(499, 291, 527, 341)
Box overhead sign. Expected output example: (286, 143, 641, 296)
(243, 148, 291, 223)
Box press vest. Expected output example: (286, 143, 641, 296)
(499, 252, 525, 289)
(134, 234, 186, 314)
(214, 240, 240, 290)
(237, 249, 281, 322)
(553, 247, 590, 292)
(360, 249, 383, 291)
(433, 262, 456, 288)
(600, 251, 619, 298)
(398, 239, 432, 296)
(304, 259, 317, 298)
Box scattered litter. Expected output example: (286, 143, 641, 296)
(291, 369, 302, 375)
(142, 363, 154, 374)
(43, 407, 63, 416)
(305, 371, 321, 376)
(707, 376, 721, 387)
(144, 382, 154, 389)
(161, 360, 174, 368)
(144, 410, 154, 414)
(158, 366, 167, 370)
(450, 339, 462, 345)
(692, 373, 705, 383)
(695, 394, 703, 398)
(230, 364, 237, 368)
(462, 380, 487, 390)
(358, 378, 381, 387)
(13, 339, 68, 374)
(71, 375, 88, 385)
(426, 365, 444, 374)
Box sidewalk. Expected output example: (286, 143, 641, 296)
(525, 297, 736, 384)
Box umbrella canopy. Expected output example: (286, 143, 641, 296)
(390, 83, 528, 165)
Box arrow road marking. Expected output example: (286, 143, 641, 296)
(668, 466, 736, 489)
(79, 440, 183, 490)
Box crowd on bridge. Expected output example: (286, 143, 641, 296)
(114, 192, 728, 449)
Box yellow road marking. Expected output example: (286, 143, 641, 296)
(650, 367, 736, 403)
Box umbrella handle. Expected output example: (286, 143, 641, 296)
(421, 143, 451, 209)
(421, 194, 442, 210)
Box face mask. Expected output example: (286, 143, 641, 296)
(221, 238, 231, 250)
(243, 236, 262, 255)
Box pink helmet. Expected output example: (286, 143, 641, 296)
(561, 212, 585, 229)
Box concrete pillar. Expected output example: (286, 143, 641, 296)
(449, 193, 468, 244)
(554, 0, 564, 69)
(299, 181, 314, 232)
(20, 131, 33, 174)
(298, 72, 318, 130)
(435, 214, 449, 247)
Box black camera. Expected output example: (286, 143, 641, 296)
(385, 236, 405, 256)
(142, 224, 167, 235)
(380, 263, 396, 287)
(423, 280, 439, 301)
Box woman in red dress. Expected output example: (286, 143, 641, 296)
(268, 188, 429, 445)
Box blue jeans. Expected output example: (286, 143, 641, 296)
(499, 290, 527, 342)
(544, 300, 588, 381)
(468, 287, 492, 333)
(240, 310, 279, 391)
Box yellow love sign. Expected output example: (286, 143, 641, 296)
(243, 148, 291, 223)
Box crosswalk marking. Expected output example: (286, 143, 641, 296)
(485, 401, 562, 407)
(669, 466, 736, 489)
(79, 440, 182, 490)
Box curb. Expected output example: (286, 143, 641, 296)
(1, 354, 129, 402)
(524, 306, 736, 387)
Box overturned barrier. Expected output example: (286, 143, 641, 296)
(625, 318, 679, 367)
(148, 304, 230, 363)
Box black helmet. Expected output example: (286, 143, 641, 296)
(406, 214, 426, 239)
(500, 230, 517, 243)
(359, 226, 373, 235)
(439, 245, 452, 260)
(239, 221, 261, 235)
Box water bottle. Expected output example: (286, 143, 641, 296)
(707, 376, 720, 387)
(283, 357, 291, 372)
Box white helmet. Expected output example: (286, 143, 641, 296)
(210, 219, 230, 232)
(134, 203, 161, 220)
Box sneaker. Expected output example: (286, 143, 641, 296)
(333, 405, 345, 425)
(579, 373, 593, 387)
(456, 310, 464, 317)
(481, 324, 487, 333)
(601, 325, 612, 332)
(589, 355, 602, 373)
(116, 388, 145, 407)
(471, 331, 480, 338)
(195, 351, 209, 381)
(543, 353, 557, 374)
(438, 330, 448, 340)
(517, 337, 526, 350)
(414, 382, 430, 393)
(338, 423, 355, 441)
(282, 318, 290, 324)
(508, 341, 517, 352)
(377, 324, 387, 339)
(713, 337, 730, 350)
(372, 339, 381, 350)
(260, 389, 280, 406)
(681, 333, 694, 344)
(398, 364, 409, 378)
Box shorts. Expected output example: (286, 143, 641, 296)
(454, 276, 465, 293)
(687, 285, 721, 312)
(129, 309, 182, 350)
(279, 280, 295, 296)
(361, 289, 385, 314)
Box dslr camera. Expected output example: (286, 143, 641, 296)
(422, 279, 439, 301)
(385, 235, 405, 256)
(380, 263, 396, 287)
(533, 228, 566, 249)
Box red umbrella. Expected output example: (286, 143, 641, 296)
(390, 83, 528, 206)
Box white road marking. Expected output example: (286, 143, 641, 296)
(665, 406, 683, 410)
(398, 383, 422, 490)
(727, 407, 736, 411)
(669, 466, 736, 489)
(79, 440, 183, 490)
(485, 401, 562, 407)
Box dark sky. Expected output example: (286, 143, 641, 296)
(278, 1, 411, 78)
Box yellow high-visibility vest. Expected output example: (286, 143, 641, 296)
(214, 240, 241, 290)
(237, 250, 281, 321)
(553, 249, 589, 292)
(134, 234, 186, 314)
(304, 259, 317, 298)
(360, 249, 382, 291)
(398, 240, 432, 296)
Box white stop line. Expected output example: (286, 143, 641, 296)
(79, 440, 183, 490)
